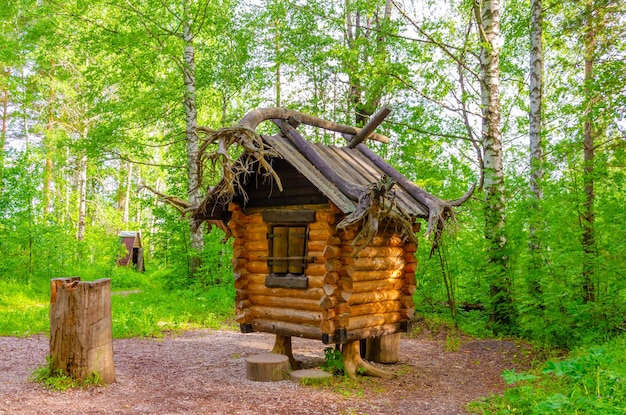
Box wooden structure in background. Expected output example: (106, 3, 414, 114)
(50, 277, 115, 384)
(117, 231, 145, 272)
(188, 107, 456, 379)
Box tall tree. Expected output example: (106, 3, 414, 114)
(474, 0, 514, 331)
(527, 0, 545, 302)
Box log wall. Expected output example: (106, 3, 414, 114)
(231, 201, 417, 343)
(231, 203, 337, 340)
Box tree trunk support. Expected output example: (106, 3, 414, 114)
(341, 340, 396, 381)
(270, 335, 300, 370)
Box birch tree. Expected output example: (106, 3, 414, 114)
(527, 0, 545, 303)
(474, 0, 514, 331)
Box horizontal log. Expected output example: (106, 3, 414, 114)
(347, 312, 404, 331)
(251, 295, 321, 312)
(234, 228, 266, 241)
(349, 301, 402, 317)
(307, 239, 327, 253)
(248, 285, 324, 300)
(341, 246, 404, 258)
(308, 229, 332, 241)
(251, 319, 322, 340)
(340, 291, 352, 303)
(352, 257, 405, 271)
(245, 261, 269, 274)
(315, 210, 337, 224)
(327, 235, 342, 246)
(307, 251, 325, 264)
(337, 302, 350, 314)
(319, 295, 338, 309)
(404, 284, 417, 295)
(247, 251, 273, 261)
(230, 210, 247, 222)
(236, 309, 252, 324)
(246, 239, 269, 252)
(309, 221, 331, 231)
(347, 269, 404, 282)
(340, 278, 352, 292)
(353, 279, 404, 293)
(344, 322, 406, 343)
(245, 223, 269, 234)
(323, 245, 342, 259)
(305, 263, 327, 277)
(252, 306, 322, 325)
(350, 290, 402, 305)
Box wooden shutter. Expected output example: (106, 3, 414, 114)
(271, 226, 289, 273)
(288, 226, 306, 274)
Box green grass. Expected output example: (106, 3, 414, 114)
(0, 268, 236, 338)
(468, 333, 626, 414)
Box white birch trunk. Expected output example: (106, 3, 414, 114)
(477, 0, 513, 330)
(182, 21, 204, 267)
(528, 0, 545, 300)
(76, 152, 87, 241)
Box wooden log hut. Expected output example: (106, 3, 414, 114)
(187, 107, 463, 379)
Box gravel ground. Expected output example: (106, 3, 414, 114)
(0, 329, 523, 415)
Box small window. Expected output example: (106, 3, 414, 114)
(262, 209, 315, 290)
(268, 225, 307, 275)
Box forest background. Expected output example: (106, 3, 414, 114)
(1, 0, 625, 412)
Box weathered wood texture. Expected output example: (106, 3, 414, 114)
(231, 201, 416, 344)
(245, 353, 290, 382)
(49, 277, 115, 384)
(365, 333, 401, 363)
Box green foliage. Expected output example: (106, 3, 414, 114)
(321, 347, 345, 376)
(29, 357, 103, 391)
(470, 334, 626, 414)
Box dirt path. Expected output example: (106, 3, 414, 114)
(0, 329, 522, 415)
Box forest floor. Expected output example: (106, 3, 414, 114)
(0, 326, 531, 415)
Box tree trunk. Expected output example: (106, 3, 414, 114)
(581, 0, 597, 303)
(0, 70, 7, 196)
(182, 21, 204, 273)
(50, 277, 115, 384)
(123, 161, 132, 225)
(476, 0, 514, 332)
(341, 340, 395, 381)
(528, 0, 545, 303)
(76, 152, 87, 241)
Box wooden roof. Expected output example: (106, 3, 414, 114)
(263, 132, 429, 218)
(193, 117, 441, 224)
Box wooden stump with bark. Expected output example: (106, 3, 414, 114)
(49, 277, 115, 384)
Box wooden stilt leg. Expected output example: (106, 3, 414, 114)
(270, 334, 300, 370)
(341, 340, 396, 380)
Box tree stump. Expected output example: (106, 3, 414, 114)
(341, 340, 396, 381)
(270, 334, 300, 369)
(245, 353, 290, 382)
(50, 277, 115, 384)
(365, 333, 401, 363)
